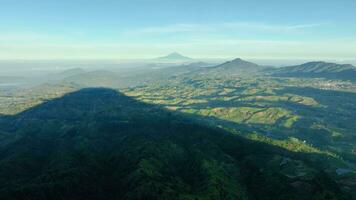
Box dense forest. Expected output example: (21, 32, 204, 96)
(1, 58, 356, 199)
(0, 88, 351, 200)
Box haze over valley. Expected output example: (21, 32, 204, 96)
(1, 0, 356, 199)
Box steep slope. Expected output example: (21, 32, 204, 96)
(272, 61, 356, 81)
(0, 88, 351, 200)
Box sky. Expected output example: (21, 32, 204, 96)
(1, 0, 356, 60)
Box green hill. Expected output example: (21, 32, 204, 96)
(0, 88, 351, 200)
(272, 61, 356, 81)
(198, 58, 266, 76)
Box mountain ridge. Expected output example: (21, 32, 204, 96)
(272, 61, 356, 81)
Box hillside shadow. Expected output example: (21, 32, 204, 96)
(0, 88, 353, 199)
(170, 86, 356, 151)
(274, 86, 356, 140)
(275, 86, 356, 117)
(272, 70, 356, 82)
(0, 88, 345, 166)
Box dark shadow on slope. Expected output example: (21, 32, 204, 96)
(275, 86, 356, 116)
(146, 85, 356, 166)
(272, 69, 356, 82)
(176, 86, 356, 148)
(176, 99, 348, 152)
(275, 87, 356, 161)
(274, 87, 356, 138)
(0, 88, 352, 200)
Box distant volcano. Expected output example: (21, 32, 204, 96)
(156, 52, 193, 61)
(200, 57, 266, 75)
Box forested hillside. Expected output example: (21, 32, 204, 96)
(0, 88, 351, 200)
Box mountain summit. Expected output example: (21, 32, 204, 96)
(157, 52, 193, 61)
(201, 57, 266, 75)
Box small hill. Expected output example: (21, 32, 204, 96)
(44, 68, 86, 82)
(59, 68, 86, 77)
(133, 62, 211, 81)
(272, 61, 356, 81)
(63, 70, 124, 87)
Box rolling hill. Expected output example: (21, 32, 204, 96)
(59, 62, 211, 88)
(272, 61, 356, 81)
(62, 70, 128, 88)
(54, 68, 86, 78)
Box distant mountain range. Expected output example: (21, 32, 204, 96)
(272, 61, 356, 81)
(205, 58, 356, 81)
(21, 58, 356, 90)
(185, 58, 356, 81)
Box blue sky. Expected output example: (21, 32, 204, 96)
(1, 0, 355, 59)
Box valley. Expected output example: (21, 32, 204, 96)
(1, 57, 356, 199)
(2, 0, 356, 199)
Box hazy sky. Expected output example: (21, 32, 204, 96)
(1, 0, 356, 60)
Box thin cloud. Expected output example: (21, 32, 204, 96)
(126, 23, 212, 35)
(286, 23, 325, 30)
(223, 22, 325, 32)
(125, 21, 326, 36)
(0, 33, 45, 41)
